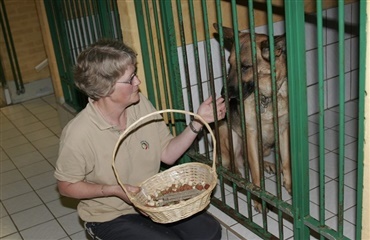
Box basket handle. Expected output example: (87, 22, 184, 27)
(112, 109, 217, 202)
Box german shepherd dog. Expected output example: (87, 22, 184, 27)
(214, 24, 290, 212)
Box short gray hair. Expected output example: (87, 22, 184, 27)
(74, 39, 137, 100)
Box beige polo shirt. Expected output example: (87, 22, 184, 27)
(54, 93, 173, 222)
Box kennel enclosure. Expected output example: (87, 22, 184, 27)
(43, 0, 366, 239)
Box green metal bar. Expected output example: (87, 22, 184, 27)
(304, 216, 351, 240)
(284, 1, 310, 239)
(214, 0, 229, 207)
(356, 1, 366, 239)
(97, 0, 113, 38)
(337, 1, 345, 237)
(246, 0, 258, 220)
(200, 0, 214, 163)
(80, 1, 92, 45)
(159, 0, 185, 136)
(111, 0, 122, 40)
(151, 0, 172, 112)
(188, 0, 204, 103)
(134, 0, 158, 106)
(230, 0, 244, 217)
(175, 0, 193, 112)
(143, 0, 162, 108)
(316, 2, 326, 238)
(0, 0, 24, 94)
(266, 1, 284, 238)
(86, 1, 98, 41)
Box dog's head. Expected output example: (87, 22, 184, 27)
(214, 24, 286, 100)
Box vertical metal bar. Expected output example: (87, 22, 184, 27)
(337, 1, 345, 237)
(151, 0, 171, 111)
(229, 0, 243, 216)
(214, 0, 229, 206)
(246, 0, 258, 220)
(266, 1, 283, 238)
(284, 1, 310, 239)
(160, 0, 185, 136)
(80, 1, 92, 46)
(316, 2, 326, 239)
(356, 1, 366, 239)
(0, 0, 24, 93)
(134, 0, 158, 106)
(199, 0, 213, 162)
(145, 0, 163, 108)
(188, 0, 204, 103)
(97, 0, 113, 38)
(175, 0, 193, 112)
(86, 1, 98, 41)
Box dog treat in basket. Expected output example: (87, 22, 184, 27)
(145, 180, 211, 207)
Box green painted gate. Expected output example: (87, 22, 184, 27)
(134, 1, 365, 239)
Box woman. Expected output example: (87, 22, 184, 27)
(54, 39, 226, 240)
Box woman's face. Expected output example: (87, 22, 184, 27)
(109, 64, 141, 107)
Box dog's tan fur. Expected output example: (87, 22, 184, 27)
(215, 25, 291, 212)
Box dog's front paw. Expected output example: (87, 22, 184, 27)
(253, 201, 263, 213)
(283, 179, 292, 195)
(263, 161, 276, 174)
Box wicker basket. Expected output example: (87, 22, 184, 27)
(112, 109, 217, 224)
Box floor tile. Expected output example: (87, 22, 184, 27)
(2, 191, 43, 214)
(4, 143, 37, 159)
(18, 160, 54, 178)
(31, 135, 59, 150)
(36, 184, 61, 203)
(0, 179, 33, 200)
(0, 232, 23, 240)
(24, 128, 55, 142)
(27, 170, 57, 190)
(17, 121, 47, 135)
(11, 115, 40, 128)
(69, 230, 90, 240)
(1, 203, 8, 217)
(11, 205, 54, 231)
(0, 215, 18, 238)
(0, 128, 22, 141)
(10, 151, 45, 168)
(46, 197, 78, 218)
(0, 169, 24, 186)
(0, 159, 16, 173)
(57, 212, 85, 235)
(0, 135, 29, 150)
(20, 219, 67, 240)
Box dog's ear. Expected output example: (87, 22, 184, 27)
(213, 23, 239, 51)
(213, 23, 237, 39)
(261, 34, 286, 61)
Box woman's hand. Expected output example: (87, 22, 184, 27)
(111, 184, 141, 204)
(196, 96, 226, 123)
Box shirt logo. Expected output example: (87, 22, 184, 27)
(140, 140, 149, 150)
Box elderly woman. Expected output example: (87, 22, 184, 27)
(54, 39, 226, 240)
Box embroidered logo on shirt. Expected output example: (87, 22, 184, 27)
(141, 140, 149, 150)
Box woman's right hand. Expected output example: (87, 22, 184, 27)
(110, 184, 141, 204)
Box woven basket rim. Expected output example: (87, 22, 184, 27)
(111, 109, 217, 221)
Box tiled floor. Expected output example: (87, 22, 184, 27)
(0, 95, 358, 239)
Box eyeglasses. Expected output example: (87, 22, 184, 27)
(116, 71, 137, 85)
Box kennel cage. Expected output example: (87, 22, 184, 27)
(133, 1, 365, 239)
(43, 0, 365, 239)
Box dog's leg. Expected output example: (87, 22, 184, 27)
(280, 128, 291, 194)
(246, 131, 264, 212)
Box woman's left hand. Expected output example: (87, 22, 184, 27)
(197, 96, 226, 123)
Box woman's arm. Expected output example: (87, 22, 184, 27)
(161, 96, 226, 165)
(57, 180, 140, 204)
